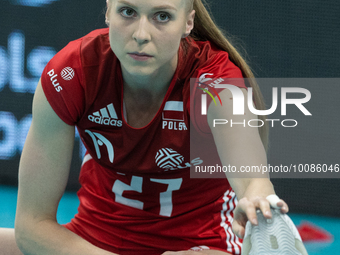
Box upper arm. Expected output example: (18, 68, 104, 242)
(207, 88, 268, 195)
(16, 79, 75, 224)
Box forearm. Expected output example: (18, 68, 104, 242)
(242, 178, 275, 199)
(0, 228, 23, 255)
(228, 178, 275, 200)
(15, 219, 116, 255)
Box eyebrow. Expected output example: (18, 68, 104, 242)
(117, 0, 178, 11)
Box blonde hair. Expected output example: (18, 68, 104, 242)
(187, 0, 269, 150)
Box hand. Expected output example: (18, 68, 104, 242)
(162, 250, 230, 255)
(162, 251, 208, 255)
(232, 195, 289, 239)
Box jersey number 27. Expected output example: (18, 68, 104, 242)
(112, 176, 183, 217)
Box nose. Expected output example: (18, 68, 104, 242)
(132, 16, 151, 44)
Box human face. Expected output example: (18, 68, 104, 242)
(106, 0, 195, 79)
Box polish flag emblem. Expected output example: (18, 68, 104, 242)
(162, 101, 184, 121)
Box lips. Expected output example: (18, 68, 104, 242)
(128, 52, 153, 61)
(129, 52, 153, 57)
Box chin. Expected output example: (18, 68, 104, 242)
(124, 65, 158, 78)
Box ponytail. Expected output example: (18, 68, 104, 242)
(188, 0, 269, 151)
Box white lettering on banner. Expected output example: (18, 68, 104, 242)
(0, 112, 17, 159)
(0, 111, 85, 160)
(0, 31, 56, 93)
(0, 47, 9, 91)
(9, 0, 60, 7)
(0, 112, 32, 159)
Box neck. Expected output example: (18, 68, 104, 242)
(121, 56, 178, 128)
(122, 55, 178, 99)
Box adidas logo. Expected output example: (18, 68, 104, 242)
(88, 103, 123, 127)
(155, 148, 203, 171)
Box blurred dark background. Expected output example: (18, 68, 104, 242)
(0, 0, 339, 216)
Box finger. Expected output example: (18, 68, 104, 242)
(232, 199, 250, 238)
(278, 200, 289, 213)
(244, 200, 258, 225)
(266, 194, 282, 209)
(257, 197, 272, 219)
(266, 194, 289, 214)
(236, 198, 258, 226)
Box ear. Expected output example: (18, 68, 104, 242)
(183, 10, 195, 37)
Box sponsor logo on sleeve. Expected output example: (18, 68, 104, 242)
(197, 73, 224, 115)
(61, 67, 75, 81)
(47, 69, 62, 92)
(198, 73, 224, 88)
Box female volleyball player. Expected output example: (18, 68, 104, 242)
(0, 0, 307, 254)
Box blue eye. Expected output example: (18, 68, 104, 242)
(154, 12, 171, 23)
(120, 7, 137, 18)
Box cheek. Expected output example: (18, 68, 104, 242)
(109, 24, 126, 40)
(158, 29, 182, 55)
(109, 25, 127, 51)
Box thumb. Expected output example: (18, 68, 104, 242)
(232, 219, 246, 239)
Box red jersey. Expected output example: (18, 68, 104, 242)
(41, 28, 246, 255)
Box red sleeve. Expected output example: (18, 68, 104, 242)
(190, 51, 247, 134)
(41, 39, 85, 125)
